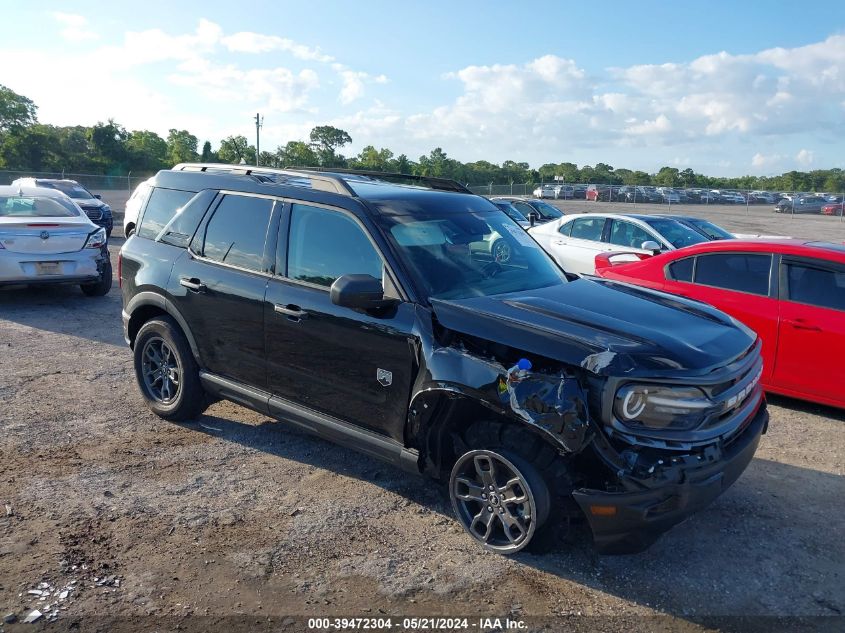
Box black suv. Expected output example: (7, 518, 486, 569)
(120, 164, 768, 554)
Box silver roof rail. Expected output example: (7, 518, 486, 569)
(171, 163, 357, 196)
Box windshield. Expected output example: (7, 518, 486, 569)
(37, 181, 94, 200)
(531, 201, 563, 219)
(382, 210, 567, 300)
(642, 218, 710, 248)
(687, 219, 734, 240)
(0, 195, 80, 217)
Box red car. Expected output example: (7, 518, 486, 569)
(822, 203, 844, 216)
(594, 239, 845, 409)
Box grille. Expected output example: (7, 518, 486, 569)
(83, 208, 103, 221)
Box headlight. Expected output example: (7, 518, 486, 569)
(84, 227, 107, 249)
(613, 383, 717, 431)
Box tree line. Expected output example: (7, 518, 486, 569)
(1, 84, 843, 192)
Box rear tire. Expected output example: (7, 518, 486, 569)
(134, 317, 205, 421)
(81, 260, 112, 297)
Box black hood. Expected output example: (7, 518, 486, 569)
(77, 199, 106, 210)
(430, 278, 756, 377)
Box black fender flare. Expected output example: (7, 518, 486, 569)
(125, 291, 202, 363)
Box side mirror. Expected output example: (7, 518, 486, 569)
(528, 212, 538, 227)
(330, 274, 397, 311)
(94, 194, 102, 199)
(641, 240, 662, 255)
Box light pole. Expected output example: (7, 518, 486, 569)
(254, 113, 264, 166)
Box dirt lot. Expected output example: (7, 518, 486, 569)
(1, 199, 844, 631)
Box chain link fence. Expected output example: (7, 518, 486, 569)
(0, 169, 151, 193)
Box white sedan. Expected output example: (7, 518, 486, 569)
(0, 185, 112, 295)
(528, 212, 709, 275)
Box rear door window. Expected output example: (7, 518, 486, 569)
(137, 188, 196, 240)
(201, 194, 274, 272)
(785, 260, 845, 311)
(568, 217, 606, 242)
(607, 220, 654, 249)
(694, 253, 772, 295)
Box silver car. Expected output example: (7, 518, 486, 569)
(0, 185, 112, 296)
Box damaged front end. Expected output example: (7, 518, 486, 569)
(415, 296, 768, 554)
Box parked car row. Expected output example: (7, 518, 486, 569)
(539, 184, 844, 209)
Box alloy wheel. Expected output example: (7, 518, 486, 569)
(141, 336, 181, 403)
(450, 450, 541, 553)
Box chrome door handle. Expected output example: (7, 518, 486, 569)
(180, 277, 206, 292)
(274, 304, 308, 320)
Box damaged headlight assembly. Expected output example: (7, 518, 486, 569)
(613, 383, 718, 431)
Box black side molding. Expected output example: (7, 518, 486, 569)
(199, 371, 420, 475)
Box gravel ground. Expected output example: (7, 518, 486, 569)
(0, 199, 843, 631)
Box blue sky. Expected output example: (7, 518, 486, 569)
(3, 1, 845, 176)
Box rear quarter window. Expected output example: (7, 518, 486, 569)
(136, 188, 196, 240)
(667, 257, 694, 282)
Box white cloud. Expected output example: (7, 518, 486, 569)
(751, 152, 784, 168)
(222, 32, 334, 62)
(52, 12, 98, 43)
(795, 149, 814, 165)
(333, 67, 388, 105)
(169, 59, 320, 113)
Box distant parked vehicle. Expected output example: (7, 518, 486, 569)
(490, 196, 564, 224)
(528, 212, 710, 275)
(653, 215, 735, 240)
(586, 184, 613, 201)
(0, 185, 111, 295)
(533, 184, 557, 199)
(775, 196, 827, 214)
(490, 200, 531, 227)
(656, 187, 681, 203)
(750, 191, 776, 204)
(553, 184, 575, 199)
(571, 184, 588, 199)
(123, 177, 154, 237)
(822, 202, 844, 216)
(11, 178, 113, 237)
(634, 186, 661, 203)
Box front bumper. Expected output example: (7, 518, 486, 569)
(572, 401, 768, 554)
(0, 247, 105, 286)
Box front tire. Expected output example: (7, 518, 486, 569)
(133, 317, 205, 421)
(448, 421, 573, 554)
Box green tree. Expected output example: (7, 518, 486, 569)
(89, 119, 128, 169)
(218, 135, 256, 165)
(200, 140, 217, 162)
(126, 130, 167, 172)
(654, 166, 680, 187)
(309, 125, 351, 166)
(276, 141, 319, 167)
(395, 153, 411, 174)
(350, 145, 394, 171)
(166, 129, 199, 165)
(0, 84, 37, 132)
(0, 124, 60, 170)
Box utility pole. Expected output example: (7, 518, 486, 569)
(254, 113, 264, 166)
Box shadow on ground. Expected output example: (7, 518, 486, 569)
(188, 410, 844, 621)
